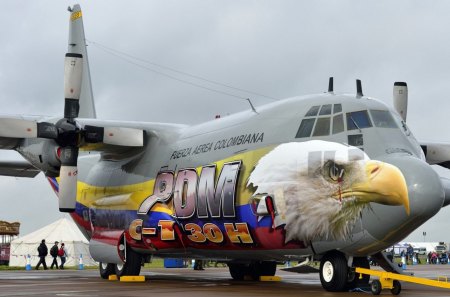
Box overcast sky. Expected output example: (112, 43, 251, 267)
(1, 0, 450, 244)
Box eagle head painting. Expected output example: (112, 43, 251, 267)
(247, 140, 409, 243)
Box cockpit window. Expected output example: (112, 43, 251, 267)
(346, 110, 372, 130)
(332, 114, 344, 134)
(305, 106, 320, 117)
(319, 104, 332, 115)
(296, 118, 315, 138)
(313, 117, 330, 136)
(369, 110, 398, 128)
(333, 104, 342, 114)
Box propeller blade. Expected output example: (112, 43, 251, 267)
(64, 53, 83, 119)
(0, 118, 59, 139)
(0, 118, 37, 138)
(58, 146, 78, 212)
(393, 82, 408, 121)
(84, 125, 144, 146)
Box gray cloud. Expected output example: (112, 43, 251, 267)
(1, 0, 449, 242)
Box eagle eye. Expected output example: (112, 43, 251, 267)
(327, 162, 345, 182)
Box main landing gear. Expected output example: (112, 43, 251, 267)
(319, 251, 370, 292)
(99, 246, 143, 279)
(228, 261, 277, 281)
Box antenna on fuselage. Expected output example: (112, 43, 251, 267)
(356, 79, 363, 98)
(328, 77, 334, 93)
(246, 98, 258, 114)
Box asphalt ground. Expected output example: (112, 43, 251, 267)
(0, 265, 449, 297)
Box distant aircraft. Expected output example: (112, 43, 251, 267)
(1, 4, 449, 292)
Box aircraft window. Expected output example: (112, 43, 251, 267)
(295, 118, 316, 138)
(305, 106, 320, 117)
(369, 110, 398, 128)
(346, 110, 372, 130)
(319, 104, 332, 115)
(348, 134, 364, 147)
(332, 114, 344, 134)
(333, 104, 342, 114)
(312, 117, 330, 136)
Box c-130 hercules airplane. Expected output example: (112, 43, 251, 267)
(1, 4, 450, 292)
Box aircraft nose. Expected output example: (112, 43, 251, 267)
(363, 155, 444, 242)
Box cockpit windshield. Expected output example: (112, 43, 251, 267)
(369, 110, 398, 128)
(346, 110, 372, 130)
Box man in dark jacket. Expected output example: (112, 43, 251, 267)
(35, 239, 48, 270)
(50, 241, 59, 269)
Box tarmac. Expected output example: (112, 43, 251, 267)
(0, 265, 449, 297)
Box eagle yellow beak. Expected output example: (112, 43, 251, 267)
(340, 160, 410, 215)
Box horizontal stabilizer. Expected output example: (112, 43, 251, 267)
(0, 160, 40, 178)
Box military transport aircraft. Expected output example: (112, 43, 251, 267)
(1, 4, 450, 292)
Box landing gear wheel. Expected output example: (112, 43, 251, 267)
(319, 252, 348, 292)
(371, 279, 382, 295)
(114, 247, 142, 277)
(347, 257, 370, 289)
(228, 263, 247, 280)
(390, 280, 401, 295)
(250, 261, 277, 280)
(99, 262, 115, 279)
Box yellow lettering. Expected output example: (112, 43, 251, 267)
(185, 223, 206, 243)
(203, 223, 224, 243)
(224, 223, 253, 244)
(129, 219, 143, 241)
(158, 220, 175, 240)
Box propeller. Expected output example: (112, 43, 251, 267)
(393, 82, 408, 121)
(0, 53, 144, 212)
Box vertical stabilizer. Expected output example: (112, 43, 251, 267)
(67, 4, 96, 119)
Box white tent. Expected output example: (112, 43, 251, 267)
(9, 218, 97, 267)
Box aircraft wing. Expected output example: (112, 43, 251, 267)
(76, 118, 186, 154)
(0, 159, 40, 178)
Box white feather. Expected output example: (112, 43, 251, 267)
(248, 140, 370, 242)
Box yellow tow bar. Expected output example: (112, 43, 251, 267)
(355, 267, 450, 295)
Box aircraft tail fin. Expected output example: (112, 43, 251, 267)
(68, 4, 96, 119)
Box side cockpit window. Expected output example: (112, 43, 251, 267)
(332, 114, 344, 134)
(296, 118, 315, 138)
(313, 117, 330, 136)
(319, 104, 332, 115)
(296, 104, 344, 138)
(346, 110, 372, 130)
(305, 106, 320, 117)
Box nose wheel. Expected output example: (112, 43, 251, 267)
(319, 252, 348, 292)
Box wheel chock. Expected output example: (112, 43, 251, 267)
(260, 276, 282, 282)
(108, 275, 118, 281)
(120, 276, 146, 282)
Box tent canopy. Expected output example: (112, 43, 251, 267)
(9, 218, 96, 267)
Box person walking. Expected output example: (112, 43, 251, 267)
(35, 239, 48, 270)
(50, 241, 59, 269)
(58, 243, 67, 269)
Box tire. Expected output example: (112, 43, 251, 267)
(347, 257, 370, 289)
(99, 262, 115, 279)
(250, 261, 277, 280)
(260, 261, 277, 276)
(390, 280, 401, 295)
(371, 280, 382, 295)
(115, 247, 142, 277)
(228, 263, 247, 280)
(319, 251, 348, 292)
